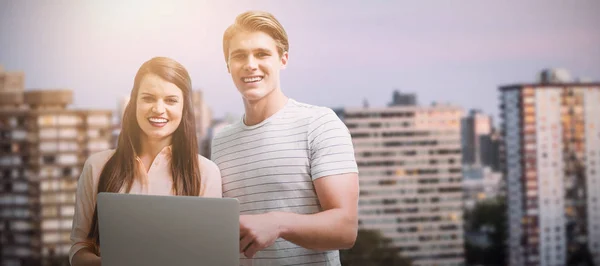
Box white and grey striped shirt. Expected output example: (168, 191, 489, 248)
(211, 99, 358, 266)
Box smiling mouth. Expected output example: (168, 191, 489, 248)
(242, 76, 264, 83)
(148, 117, 168, 127)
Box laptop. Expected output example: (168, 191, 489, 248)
(97, 193, 239, 266)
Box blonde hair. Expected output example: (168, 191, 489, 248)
(222, 10, 289, 63)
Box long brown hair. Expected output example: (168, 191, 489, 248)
(87, 57, 202, 249)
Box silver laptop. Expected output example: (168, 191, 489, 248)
(97, 193, 239, 266)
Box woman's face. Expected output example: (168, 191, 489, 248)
(135, 73, 184, 142)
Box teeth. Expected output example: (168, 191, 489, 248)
(148, 118, 167, 123)
(243, 76, 263, 83)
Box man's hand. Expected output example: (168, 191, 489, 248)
(239, 213, 281, 258)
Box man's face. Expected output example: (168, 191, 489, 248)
(227, 30, 288, 102)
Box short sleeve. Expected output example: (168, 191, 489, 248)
(308, 108, 358, 180)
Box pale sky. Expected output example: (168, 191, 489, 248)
(1, 0, 599, 123)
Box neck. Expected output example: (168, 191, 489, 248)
(139, 134, 172, 160)
(243, 88, 288, 126)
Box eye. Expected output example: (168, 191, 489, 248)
(166, 98, 178, 104)
(142, 96, 154, 102)
(232, 54, 245, 60)
(256, 52, 269, 58)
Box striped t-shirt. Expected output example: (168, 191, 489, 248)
(211, 99, 358, 266)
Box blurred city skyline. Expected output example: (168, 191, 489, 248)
(2, 2, 600, 264)
(1, 0, 599, 123)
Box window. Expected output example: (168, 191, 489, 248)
(58, 115, 80, 126)
(39, 142, 57, 152)
(57, 154, 77, 165)
(58, 141, 78, 152)
(38, 115, 56, 126)
(42, 207, 58, 217)
(58, 128, 78, 138)
(62, 167, 72, 177)
(42, 233, 59, 244)
(42, 156, 56, 164)
(87, 115, 109, 126)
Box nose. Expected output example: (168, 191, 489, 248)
(243, 55, 258, 72)
(152, 100, 166, 114)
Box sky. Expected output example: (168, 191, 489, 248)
(1, 0, 599, 124)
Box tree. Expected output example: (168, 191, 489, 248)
(340, 229, 412, 266)
(464, 197, 507, 266)
(567, 244, 596, 266)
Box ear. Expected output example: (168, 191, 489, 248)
(280, 51, 289, 70)
(226, 61, 231, 73)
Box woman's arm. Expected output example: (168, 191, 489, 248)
(69, 159, 101, 265)
(72, 248, 101, 266)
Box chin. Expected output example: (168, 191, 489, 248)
(240, 88, 273, 102)
(150, 133, 172, 141)
(141, 128, 171, 139)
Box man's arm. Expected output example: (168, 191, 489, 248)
(276, 172, 359, 248)
(239, 172, 359, 258)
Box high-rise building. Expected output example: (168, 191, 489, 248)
(389, 90, 418, 107)
(501, 69, 600, 266)
(192, 90, 212, 157)
(461, 109, 493, 166)
(111, 95, 130, 148)
(202, 114, 239, 159)
(0, 67, 112, 266)
(479, 128, 502, 172)
(340, 93, 465, 266)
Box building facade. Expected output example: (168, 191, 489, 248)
(461, 109, 493, 166)
(0, 67, 112, 266)
(341, 97, 465, 266)
(502, 73, 600, 266)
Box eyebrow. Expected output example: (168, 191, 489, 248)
(140, 92, 180, 98)
(230, 48, 272, 55)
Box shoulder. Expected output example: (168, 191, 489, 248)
(198, 155, 222, 197)
(83, 149, 116, 172)
(86, 149, 116, 165)
(212, 120, 243, 140)
(288, 99, 334, 117)
(79, 149, 116, 186)
(288, 99, 340, 125)
(198, 154, 221, 178)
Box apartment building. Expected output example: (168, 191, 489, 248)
(340, 92, 465, 266)
(502, 69, 600, 266)
(0, 67, 112, 266)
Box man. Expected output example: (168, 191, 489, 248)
(211, 10, 359, 265)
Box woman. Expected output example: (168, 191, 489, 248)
(69, 57, 222, 266)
